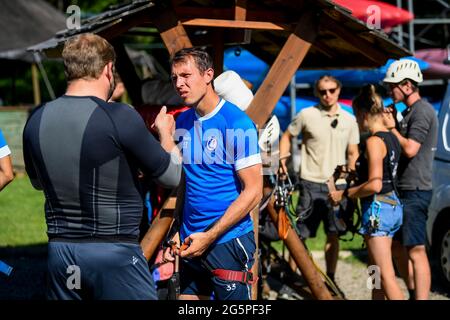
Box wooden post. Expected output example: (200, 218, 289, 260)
(111, 40, 143, 106)
(266, 199, 333, 300)
(141, 195, 177, 260)
(31, 64, 41, 106)
(246, 10, 318, 128)
(212, 29, 224, 76)
(250, 206, 259, 300)
(152, 2, 192, 56)
(235, 0, 247, 21)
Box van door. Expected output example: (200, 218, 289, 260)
(436, 83, 450, 162)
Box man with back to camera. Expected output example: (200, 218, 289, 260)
(383, 59, 438, 300)
(167, 48, 263, 300)
(279, 75, 360, 296)
(23, 33, 181, 300)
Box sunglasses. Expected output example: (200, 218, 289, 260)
(318, 87, 338, 96)
(331, 118, 338, 128)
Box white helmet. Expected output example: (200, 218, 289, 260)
(258, 115, 280, 153)
(383, 59, 423, 84)
(214, 70, 253, 111)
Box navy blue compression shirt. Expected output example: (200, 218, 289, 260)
(23, 95, 176, 242)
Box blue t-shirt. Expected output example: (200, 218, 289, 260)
(0, 129, 11, 159)
(176, 99, 261, 244)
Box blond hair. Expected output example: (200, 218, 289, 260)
(62, 33, 116, 82)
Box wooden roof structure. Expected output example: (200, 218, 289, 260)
(30, 0, 411, 127)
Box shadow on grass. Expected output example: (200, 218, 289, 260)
(0, 243, 47, 300)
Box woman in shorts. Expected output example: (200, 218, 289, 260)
(329, 84, 404, 300)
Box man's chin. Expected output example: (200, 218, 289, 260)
(181, 98, 199, 107)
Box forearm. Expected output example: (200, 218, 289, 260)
(280, 132, 292, 157)
(206, 187, 262, 242)
(347, 153, 358, 171)
(390, 128, 417, 158)
(0, 171, 13, 191)
(159, 133, 179, 155)
(0, 156, 14, 191)
(347, 178, 382, 199)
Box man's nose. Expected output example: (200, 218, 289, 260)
(175, 77, 185, 88)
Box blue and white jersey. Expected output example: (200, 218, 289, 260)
(0, 129, 11, 159)
(176, 99, 261, 244)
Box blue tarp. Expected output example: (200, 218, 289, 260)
(224, 47, 429, 90)
(224, 47, 438, 130)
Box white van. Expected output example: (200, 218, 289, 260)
(427, 82, 450, 288)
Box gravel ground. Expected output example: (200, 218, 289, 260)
(264, 250, 450, 300)
(1, 246, 449, 300)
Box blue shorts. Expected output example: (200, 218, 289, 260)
(180, 231, 255, 300)
(394, 190, 432, 246)
(359, 193, 403, 237)
(47, 241, 156, 300)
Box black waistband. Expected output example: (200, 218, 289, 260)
(48, 235, 139, 244)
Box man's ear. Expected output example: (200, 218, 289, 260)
(205, 68, 214, 84)
(104, 62, 113, 81)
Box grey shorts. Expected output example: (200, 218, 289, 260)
(295, 179, 344, 239)
(47, 241, 157, 300)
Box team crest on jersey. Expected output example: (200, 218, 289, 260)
(206, 136, 218, 151)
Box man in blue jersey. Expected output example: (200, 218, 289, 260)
(0, 129, 14, 191)
(23, 34, 181, 300)
(169, 48, 262, 300)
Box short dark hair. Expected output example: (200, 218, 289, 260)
(170, 47, 213, 74)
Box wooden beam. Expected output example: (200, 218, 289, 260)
(174, 6, 290, 23)
(151, 3, 192, 56)
(235, 0, 247, 21)
(31, 64, 41, 106)
(188, 28, 251, 47)
(320, 17, 388, 65)
(140, 194, 177, 261)
(182, 19, 289, 31)
(250, 206, 259, 300)
(111, 40, 143, 106)
(312, 42, 335, 59)
(246, 10, 318, 128)
(265, 199, 333, 299)
(212, 29, 224, 75)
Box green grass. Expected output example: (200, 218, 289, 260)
(0, 176, 365, 252)
(271, 224, 364, 252)
(282, 190, 365, 251)
(0, 176, 47, 246)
